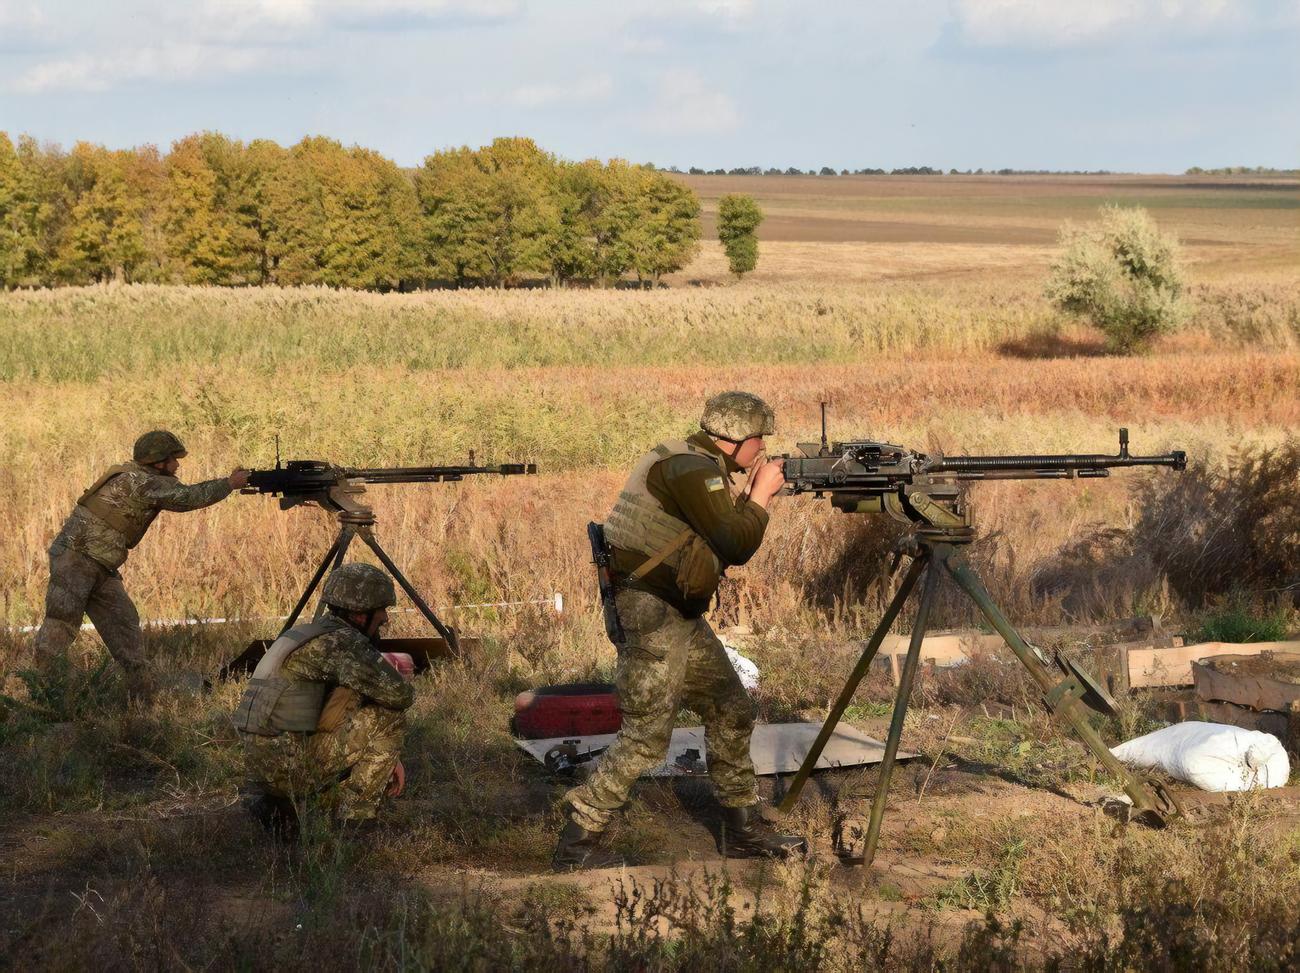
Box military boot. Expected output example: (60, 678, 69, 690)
(552, 819, 623, 872)
(244, 790, 299, 843)
(720, 804, 808, 859)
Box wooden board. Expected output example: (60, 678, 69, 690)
(1125, 640, 1300, 689)
(1192, 653, 1300, 712)
(869, 632, 1007, 686)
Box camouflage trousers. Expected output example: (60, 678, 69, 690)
(240, 703, 406, 822)
(32, 547, 148, 693)
(565, 588, 758, 833)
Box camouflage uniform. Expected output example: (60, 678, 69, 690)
(565, 587, 759, 831)
(33, 459, 233, 691)
(238, 617, 413, 821)
(566, 423, 769, 832)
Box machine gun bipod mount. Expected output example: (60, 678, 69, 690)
(776, 412, 1185, 866)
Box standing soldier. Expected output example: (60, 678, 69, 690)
(555, 391, 807, 870)
(233, 563, 413, 834)
(32, 430, 249, 700)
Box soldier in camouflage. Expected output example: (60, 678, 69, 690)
(32, 430, 249, 699)
(555, 391, 807, 870)
(234, 563, 413, 835)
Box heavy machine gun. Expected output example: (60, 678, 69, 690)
(247, 458, 536, 511)
(777, 406, 1187, 865)
(242, 452, 536, 650)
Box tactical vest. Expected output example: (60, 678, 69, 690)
(231, 619, 338, 737)
(604, 439, 732, 600)
(76, 464, 159, 548)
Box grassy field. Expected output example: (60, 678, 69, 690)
(2, 174, 1299, 969)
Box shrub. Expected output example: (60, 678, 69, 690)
(1132, 439, 1300, 608)
(1194, 598, 1290, 643)
(1046, 205, 1187, 353)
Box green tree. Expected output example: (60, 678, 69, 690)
(417, 137, 558, 286)
(164, 132, 263, 285)
(1046, 205, 1187, 353)
(621, 168, 700, 286)
(0, 133, 39, 287)
(54, 143, 165, 284)
(717, 192, 763, 278)
(415, 146, 494, 286)
(542, 160, 601, 286)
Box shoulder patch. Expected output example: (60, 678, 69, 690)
(705, 475, 726, 492)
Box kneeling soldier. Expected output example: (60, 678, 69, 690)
(555, 391, 807, 870)
(33, 430, 249, 700)
(234, 563, 413, 833)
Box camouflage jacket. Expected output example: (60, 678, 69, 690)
(51, 462, 234, 570)
(282, 619, 414, 713)
(611, 431, 769, 618)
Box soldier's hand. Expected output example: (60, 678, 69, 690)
(750, 458, 786, 507)
(387, 759, 406, 798)
(228, 468, 251, 489)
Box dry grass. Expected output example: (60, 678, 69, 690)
(2, 188, 1299, 968)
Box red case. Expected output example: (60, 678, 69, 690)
(513, 682, 622, 739)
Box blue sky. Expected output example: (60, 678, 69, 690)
(1, 0, 1296, 172)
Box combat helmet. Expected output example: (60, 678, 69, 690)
(322, 563, 397, 613)
(134, 430, 188, 465)
(700, 391, 775, 442)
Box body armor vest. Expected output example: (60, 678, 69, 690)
(76, 464, 159, 547)
(232, 619, 338, 736)
(604, 439, 732, 600)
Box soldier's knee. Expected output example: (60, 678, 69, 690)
(352, 704, 407, 744)
(719, 692, 757, 733)
(44, 584, 87, 625)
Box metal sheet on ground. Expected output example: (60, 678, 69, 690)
(515, 722, 909, 777)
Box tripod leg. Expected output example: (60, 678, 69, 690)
(280, 530, 346, 636)
(861, 556, 942, 867)
(311, 528, 356, 622)
(942, 551, 1171, 823)
(358, 533, 461, 653)
(779, 553, 928, 813)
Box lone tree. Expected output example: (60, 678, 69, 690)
(1046, 205, 1187, 353)
(717, 193, 763, 279)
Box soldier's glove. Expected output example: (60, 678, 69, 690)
(317, 686, 362, 732)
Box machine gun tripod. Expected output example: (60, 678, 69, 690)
(776, 409, 1186, 865)
(245, 455, 536, 650)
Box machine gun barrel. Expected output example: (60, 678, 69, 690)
(927, 449, 1185, 476)
(349, 463, 536, 484)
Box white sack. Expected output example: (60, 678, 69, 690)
(1111, 722, 1290, 792)
(723, 645, 760, 692)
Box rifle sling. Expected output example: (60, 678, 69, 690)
(626, 527, 695, 582)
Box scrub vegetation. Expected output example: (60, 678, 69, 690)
(1, 173, 1298, 969)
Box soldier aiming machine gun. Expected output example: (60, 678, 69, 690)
(778, 406, 1186, 865)
(244, 454, 536, 650)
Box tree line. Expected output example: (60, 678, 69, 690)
(0, 133, 702, 290)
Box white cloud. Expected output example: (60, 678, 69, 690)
(10, 43, 290, 93)
(181, 0, 520, 42)
(642, 68, 739, 136)
(952, 0, 1244, 47)
(0, 0, 51, 48)
(503, 74, 613, 108)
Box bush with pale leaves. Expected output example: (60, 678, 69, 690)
(1046, 205, 1187, 353)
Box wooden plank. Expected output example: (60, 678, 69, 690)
(1193, 653, 1300, 712)
(1126, 640, 1300, 689)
